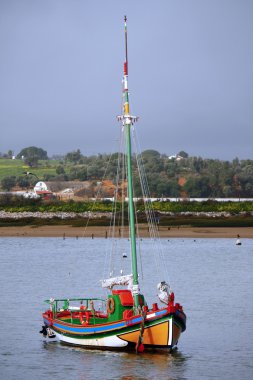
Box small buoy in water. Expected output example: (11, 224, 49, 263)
(236, 234, 242, 245)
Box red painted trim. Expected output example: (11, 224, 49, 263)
(124, 62, 128, 75)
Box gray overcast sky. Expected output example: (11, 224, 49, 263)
(0, 0, 252, 160)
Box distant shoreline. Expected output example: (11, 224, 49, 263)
(0, 225, 252, 238)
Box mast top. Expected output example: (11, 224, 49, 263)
(117, 16, 138, 125)
(124, 15, 128, 75)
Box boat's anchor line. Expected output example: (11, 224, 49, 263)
(135, 309, 146, 353)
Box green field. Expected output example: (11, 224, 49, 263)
(0, 158, 62, 181)
(0, 159, 29, 179)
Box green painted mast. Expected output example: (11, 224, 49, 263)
(118, 16, 140, 308)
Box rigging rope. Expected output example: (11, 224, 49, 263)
(132, 127, 170, 283)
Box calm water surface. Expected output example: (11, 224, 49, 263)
(0, 237, 252, 380)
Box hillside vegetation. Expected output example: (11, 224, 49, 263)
(1, 148, 253, 198)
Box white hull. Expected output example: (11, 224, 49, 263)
(54, 330, 128, 348)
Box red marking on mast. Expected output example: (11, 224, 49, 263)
(124, 62, 128, 75)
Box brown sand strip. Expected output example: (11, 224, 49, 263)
(0, 225, 252, 238)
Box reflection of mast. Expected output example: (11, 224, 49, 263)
(117, 16, 139, 309)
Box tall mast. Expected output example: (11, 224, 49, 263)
(118, 16, 139, 308)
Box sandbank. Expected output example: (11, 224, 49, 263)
(0, 225, 252, 238)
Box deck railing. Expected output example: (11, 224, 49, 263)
(44, 297, 106, 319)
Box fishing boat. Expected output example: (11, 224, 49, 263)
(40, 16, 186, 352)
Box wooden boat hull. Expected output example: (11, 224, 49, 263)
(43, 309, 185, 351)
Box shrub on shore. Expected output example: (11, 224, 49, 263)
(1, 195, 253, 214)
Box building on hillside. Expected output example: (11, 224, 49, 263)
(168, 154, 184, 161)
(34, 181, 54, 200)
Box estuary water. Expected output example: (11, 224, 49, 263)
(0, 237, 252, 380)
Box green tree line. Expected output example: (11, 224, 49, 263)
(1, 147, 253, 198)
